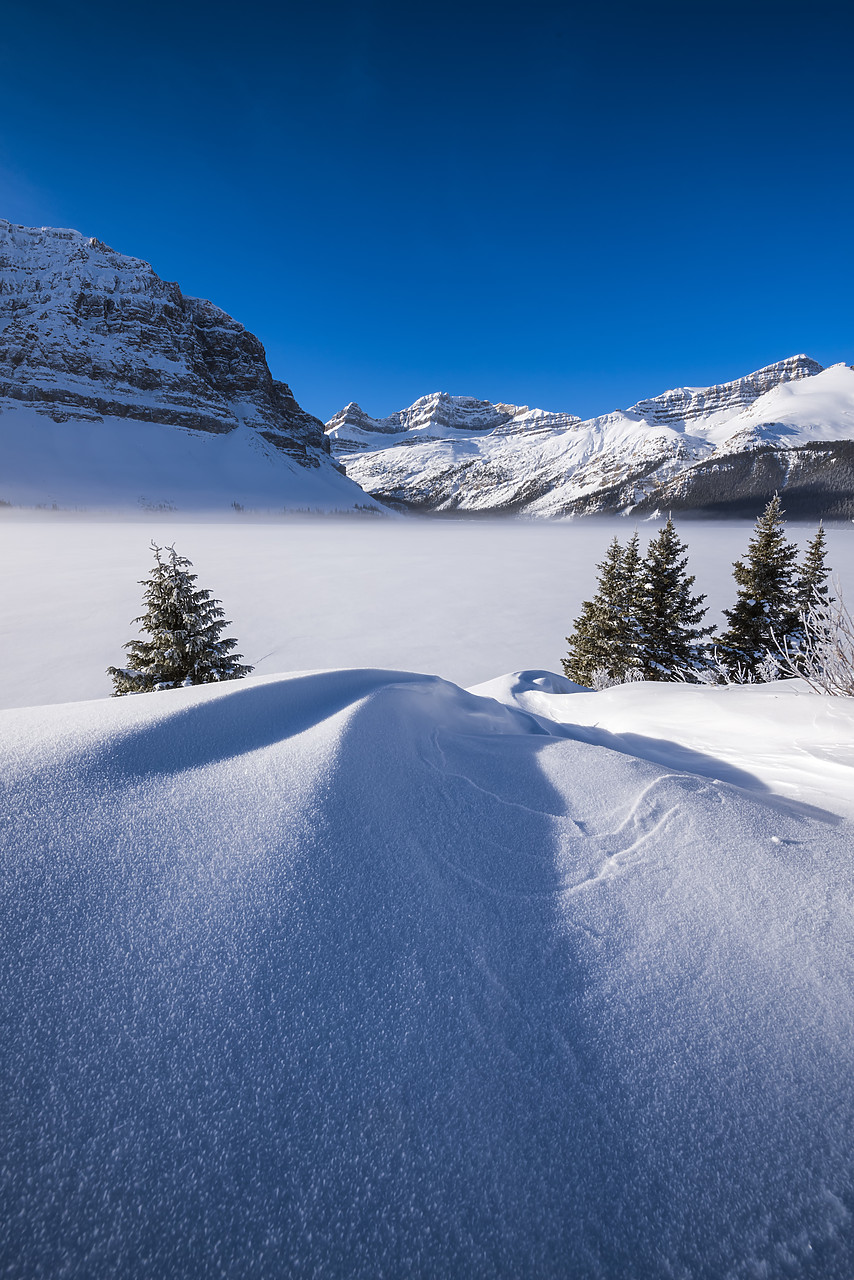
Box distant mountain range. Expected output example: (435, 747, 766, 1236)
(326, 356, 854, 518)
(1, 218, 851, 517)
(0, 220, 377, 511)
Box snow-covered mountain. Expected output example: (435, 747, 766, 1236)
(327, 393, 582, 453)
(327, 356, 854, 517)
(0, 220, 379, 511)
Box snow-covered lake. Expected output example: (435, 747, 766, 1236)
(2, 511, 852, 710)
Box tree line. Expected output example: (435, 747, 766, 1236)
(562, 496, 831, 686)
(106, 500, 840, 699)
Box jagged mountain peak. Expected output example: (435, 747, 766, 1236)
(627, 354, 824, 427)
(325, 389, 583, 455)
(0, 217, 328, 457)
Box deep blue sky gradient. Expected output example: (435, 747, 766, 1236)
(0, 0, 851, 421)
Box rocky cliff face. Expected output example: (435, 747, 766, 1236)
(326, 358, 854, 518)
(0, 220, 332, 467)
(627, 355, 823, 427)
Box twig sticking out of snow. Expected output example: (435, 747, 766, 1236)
(591, 666, 644, 690)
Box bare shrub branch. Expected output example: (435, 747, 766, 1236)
(775, 581, 854, 697)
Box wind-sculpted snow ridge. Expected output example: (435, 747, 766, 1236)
(328, 357, 854, 517)
(0, 220, 378, 510)
(2, 669, 854, 1277)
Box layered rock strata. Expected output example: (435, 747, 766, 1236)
(0, 220, 332, 467)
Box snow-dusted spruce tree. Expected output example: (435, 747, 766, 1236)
(717, 495, 799, 680)
(780, 522, 834, 672)
(795, 523, 831, 614)
(107, 543, 253, 695)
(636, 517, 711, 679)
(562, 534, 643, 685)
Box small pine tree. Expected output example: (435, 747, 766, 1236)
(108, 543, 253, 695)
(562, 533, 643, 685)
(718, 495, 799, 678)
(795, 523, 831, 614)
(636, 517, 711, 679)
(782, 522, 833, 672)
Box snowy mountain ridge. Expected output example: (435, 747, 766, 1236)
(327, 355, 854, 517)
(327, 392, 582, 455)
(0, 219, 377, 510)
(626, 354, 823, 427)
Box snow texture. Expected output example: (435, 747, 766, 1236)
(0, 406, 377, 511)
(2, 667, 854, 1277)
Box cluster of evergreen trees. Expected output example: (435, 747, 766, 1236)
(563, 498, 831, 686)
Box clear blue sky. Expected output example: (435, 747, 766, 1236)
(0, 0, 851, 422)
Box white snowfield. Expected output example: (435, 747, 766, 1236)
(5, 513, 854, 715)
(0, 405, 375, 512)
(3, 667, 854, 1277)
(329, 358, 854, 515)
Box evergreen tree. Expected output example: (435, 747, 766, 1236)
(795, 523, 831, 614)
(636, 517, 711, 679)
(783, 522, 833, 672)
(108, 543, 253, 695)
(562, 533, 643, 685)
(718, 495, 799, 678)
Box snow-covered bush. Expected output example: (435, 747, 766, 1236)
(107, 542, 253, 695)
(590, 666, 644, 690)
(675, 648, 780, 686)
(776, 586, 854, 696)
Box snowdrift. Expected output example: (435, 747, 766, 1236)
(2, 669, 854, 1277)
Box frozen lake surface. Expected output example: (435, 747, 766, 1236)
(2, 511, 852, 710)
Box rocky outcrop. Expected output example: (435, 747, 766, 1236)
(627, 355, 823, 427)
(0, 220, 332, 467)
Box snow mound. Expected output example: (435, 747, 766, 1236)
(474, 672, 854, 820)
(2, 669, 854, 1276)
